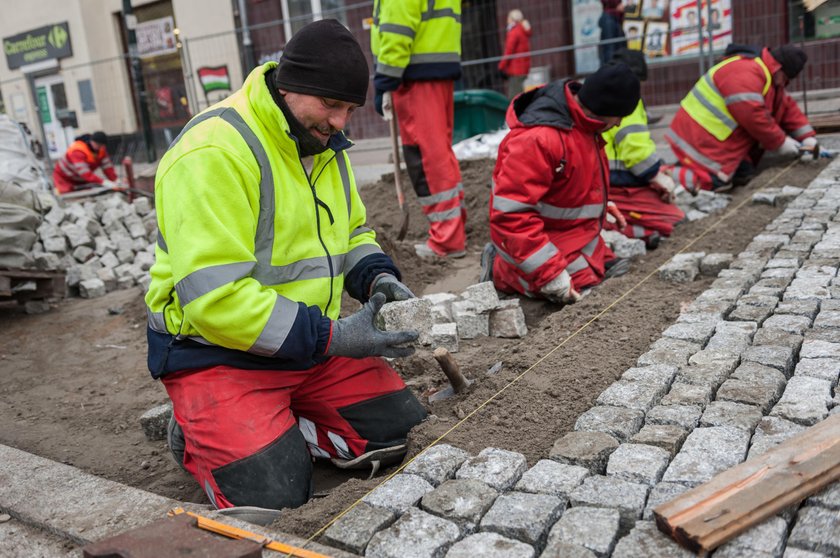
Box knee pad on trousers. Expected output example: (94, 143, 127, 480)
(211, 426, 313, 510)
(338, 387, 427, 452)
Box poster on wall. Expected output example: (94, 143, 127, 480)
(670, 0, 732, 57)
(571, 0, 603, 74)
(136, 16, 178, 59)
(624, 0, 671, 56)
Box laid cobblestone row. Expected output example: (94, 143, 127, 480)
(321, 160, 840, 556)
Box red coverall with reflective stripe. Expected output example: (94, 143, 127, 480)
(490, 80, 615, 297)
(52, 140, 117, 194)
(666, 48, 815, 191)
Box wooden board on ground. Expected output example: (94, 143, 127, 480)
(809, 111, 840, 134)
(0, 268, 66, 303)
(653, 413, 840, 553)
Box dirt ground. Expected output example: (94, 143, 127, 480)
(0, 156, 828, 541)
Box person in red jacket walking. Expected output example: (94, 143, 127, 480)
(498, 9, 532, 99)
(666, 44, 816, 193)
(52, 131, 119, 195)
(481, 64, 640, 304)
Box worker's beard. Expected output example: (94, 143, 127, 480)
(277, 97, 330, 157)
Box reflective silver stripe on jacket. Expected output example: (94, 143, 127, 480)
(176, 261, 256, 306)
(418, 183, 463, 206)
(609, 152, 660, 176)
(493, 194, 603, 220)
(343, 243, 385, 275)
(157, 230, 168, 253)
(665, 130, 724, 173)
(250, 296, 302, 355)
(147, 308, 166, 332)
(410, 52, 461, 64)
(724, 92, 764, 105)
(376, 61, 405, 78)
(690, 75, 738, 131)
(496, 241, 559, 275)
(423, 0, 461, 21)
(335, 152, 353, 218)
(614, 124, 648, 147)
(565, 236, 599, 274)
(632, 225, 646, 238)
(791, 124, 814, 138)
(350, 226, 372, 239)
(379, 23, 415, 38)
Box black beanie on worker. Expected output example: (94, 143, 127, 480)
(609, 48, 648, 82)
(578, 63, 641, 117)
(273, 19, 368, 105)
(770, 44, 808, 79)
(91, 131, 108, 145)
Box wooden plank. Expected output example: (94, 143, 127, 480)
(0, 275, 10, 297)
(654, 413, 840, 553)
(809, 112, 840, 134)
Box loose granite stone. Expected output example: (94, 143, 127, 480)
(595, 382, 667, 413)
(662, 426, 750, 486)
(569, 476, 649, 530)
(629, 424, 688, 457)
(514, 460, 590, 498)
(479, 491, 566, 547)
(770, 375, 833, 426)
(445, 532, 535, 558)
(645, 405, 702, 430)
(659, 382, 713, 408)
(747, 416, 807, 459)
(700, 400, 764, 432)
(322, 502, 397, 555)
(574, 406, 645, 442)
(420, 478, 498, 528)
(405, 444, 472, 487)
(713, 516, 788, 558)
(619, 365, 678, 386)
(606, 444, 670, 487)
(642, 482, 690, 520)
(545, 506, 621, 558)
(366, 508, 461, 558)
(549, 432, 619, 475)
(363, 474, 435, 514)
(456, 448, 527, 491)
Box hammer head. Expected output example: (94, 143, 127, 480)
(799, 142, 819, 161)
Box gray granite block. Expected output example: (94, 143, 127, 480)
(139, 402, 172, 441)
(642, 482, 690, 520)
(456, 448, 527, 491)
(762, 313, 814, 335)
(806, 328, 840, 344)
(606, 444, 671, 487)
(645, 404, 702, 430)
(717, 363, 787, 412)
(638, 338, 702, 368)
(770, 375, 833, 426)
(550, 432, 619, 475)
(662, 426, 750, 486)
(445, 532, 534, 558)
(747, 416, 807, 459)
(619, 365, 679, 386)
(793, 358, 840, 387)
(787, 506, 840, 555)
(322, 502, 397, 555)
(574, 406, 645, 442)
(405, 444, 472, 487)
(659, 382, 713, 408)
(700, 400, 764, 432)
(539, 541, 598, 558)
(661, 322, 716, 345)
(569, 476, 649, 530)
(687, 349, 740, 370)
(675, 363, 733, 391)
(479, 491, 566, 547)
(363, 474, 435, 514)
(713, 516, 788, 558)
(806, 480, 840, 510)
(489, 306, 528, 338)
(366, 508, 461, 558)
(782, 549, 830, 558)
(629, 424, 688, 457)
(753, 328, 805, 353)
(378, 298, 434, 346)
(741, 345, 795, 375)
(420, 478, 498, 528)
(813, 310, 840, 330)
(659, 261, 699, 283)
(611, 521, 695, 558)
(775, 300, 820, 318)
(545, 506, 621, 558)
(729, 304, 774, 324)
(430, 323, 459, 353)
(801, 339, 840, 359)
(452, 301, 489, 339)
(595, 382, 668, 413)
(514, 460, 590, 498)
(700, 253, 734, 276)
(461, 282, 501, 314)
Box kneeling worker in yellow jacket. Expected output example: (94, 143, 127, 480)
(145, 20, 426, 522)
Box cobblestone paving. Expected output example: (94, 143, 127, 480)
(322, 159, 840, 557)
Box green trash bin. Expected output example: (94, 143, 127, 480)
(452, 89, 510, 145)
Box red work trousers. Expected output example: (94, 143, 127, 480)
(393, 80, 466, 255)
(162, 356, 425, 510)
(609, 186, 686, 240)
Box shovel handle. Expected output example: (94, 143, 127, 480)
(389, 116, 406, 210)
(433, 348, 469, 393)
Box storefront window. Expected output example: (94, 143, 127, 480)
(790, 0, 840, 40)
(285, 0, 347, 36)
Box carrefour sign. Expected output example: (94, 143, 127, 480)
(4, 22, 72, 70)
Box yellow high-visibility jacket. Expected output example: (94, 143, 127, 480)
(371, 0, 462, 90)
(602, 99, 661, 186)
(145, 62, 396, 377)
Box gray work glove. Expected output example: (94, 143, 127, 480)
(370, 273, 415, 302)
(326, 293, 418, 359)
(540, 270, 581, 305)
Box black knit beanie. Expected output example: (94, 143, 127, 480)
(770, 45, 807, 79)
(609, 48, 648, 82)
(274, 19, 368, 105)
(91, 131, 108, 144)
(578, 64, 640, 117)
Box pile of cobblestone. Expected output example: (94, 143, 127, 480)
(32, 194, 156, 298)
(675, 188, 733, 221)
(316, 159, 840, 557)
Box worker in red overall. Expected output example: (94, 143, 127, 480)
(52, 131, 118, 194)
(481, 64, 640, 303)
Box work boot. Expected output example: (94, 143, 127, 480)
(167, 416, 187, 472)
(479, 242, 497, 283)
(331, 444, 407, 479)
(645, 232, 661, 250)
(604, 257, 631, 279)
(414, 242, 466, 260)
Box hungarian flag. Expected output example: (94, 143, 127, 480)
(197, 66, 231, 93)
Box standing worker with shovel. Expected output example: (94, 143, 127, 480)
(372, 0, 467, 260)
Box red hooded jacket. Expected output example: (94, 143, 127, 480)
(499, 21, 532, 77)
(53, 139, 117, 194)
(490, 80, 615, 296)
(666, 47, 815, 181)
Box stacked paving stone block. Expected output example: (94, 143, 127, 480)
(31, 194, 157, 298)
(314, 158, 840, 556)
(675, 188, 733, 222)
(659, 251, 736, 284)
(600, 230, 646, 259)
(379, 282, 528, 352)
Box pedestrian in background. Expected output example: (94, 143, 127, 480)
(498, 9, 532, 99)
(599, 0, 627, 66)
(52, 131, 118, 195)
(371, 0, 467, 260)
